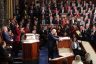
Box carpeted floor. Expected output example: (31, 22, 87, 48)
(39, 47, 48, 64)
(13, 47, 48, 64)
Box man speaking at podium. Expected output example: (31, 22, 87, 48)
(48, 29, 60, 59)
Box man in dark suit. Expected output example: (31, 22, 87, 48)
(39, 26, 48, 48)
(48, 29, 59, 59)
(85, 24, 91, 41)
(91, 25, 96, 41)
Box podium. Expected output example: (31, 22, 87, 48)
(57, 37, 74, 64)
(58, 37, 72, 48)
(22, 33, 39, 64)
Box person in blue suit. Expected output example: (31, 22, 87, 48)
(2, 26, 12, 44)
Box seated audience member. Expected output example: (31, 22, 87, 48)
(91, 25, 96, 44)
(85, 53, 93, 64)
(71, 37, 81, 55)
(72, 55, 83, 64)
(79, 25, 85, 40)
(71, 36, 85, 60)
(48, 29, 59, 59)
(2, 26, 13, 44)
(0, 42, 12, 64)
(84, 24, 91, 41)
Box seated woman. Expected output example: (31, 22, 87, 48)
(72, 55, 83, 64)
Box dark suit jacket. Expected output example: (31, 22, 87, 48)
(91, 31, 96, 42)
(2, 32, 11, 43)
(85, 28, 91, 40)
(48, 33, 59, 58)
(48, 33, 59, 48)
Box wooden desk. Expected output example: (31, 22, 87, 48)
(22, 40, 39, 64)
(59, 48, 74, 64)
(49, 49, 74, 64)
(58, 37, 72, 48)
(55, 37, 74, 64)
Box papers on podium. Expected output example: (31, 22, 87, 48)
(25, 33, 39, 40)
(22, 33, 40, 43)
(22, 40, 39, 43)
(59, 37, 70, 41)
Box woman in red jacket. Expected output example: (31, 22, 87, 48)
(13, 23, 21, 57)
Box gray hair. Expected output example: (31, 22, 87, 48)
(51, 29, 57, 35)
(2, 26, 8, 32)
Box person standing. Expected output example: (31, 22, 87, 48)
(48, 29, 59, 59)
(13, 23, 21, 57)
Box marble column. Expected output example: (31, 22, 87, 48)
(7, 0, 13, 19)
(8, 0, 11, 19)
(0, 0, 5, 27)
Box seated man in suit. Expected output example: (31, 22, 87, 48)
(84, 24, 91, 41)
(48, 29, 60, 59)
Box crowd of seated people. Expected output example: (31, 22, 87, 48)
(0, 0, 96, 63)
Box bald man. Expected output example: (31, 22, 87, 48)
(48, 29, 59, 59)
(2, 26, 12, 44)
